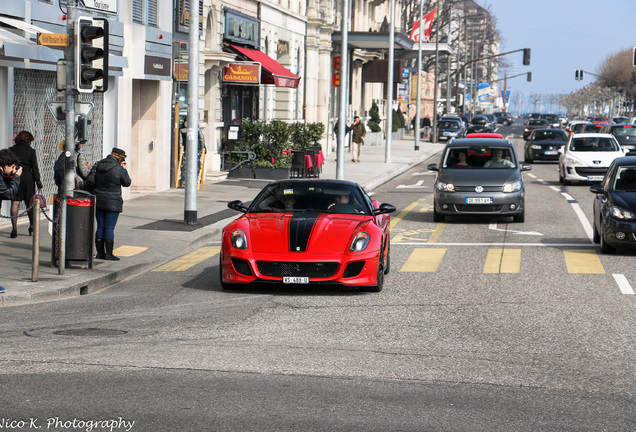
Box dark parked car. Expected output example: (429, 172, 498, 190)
(436, 120, 465, 142)
(524, 128, 568, 162)
(466, 115, 494, 134)
(523, 118, 550, 139)
(590, 156, 636, 253)
(427, 138, 532, 222)
(583, 123, 603, 133)
(494, 112, 514, 126)
(539, 114, 561, 128)
(600, 124, 636, 153)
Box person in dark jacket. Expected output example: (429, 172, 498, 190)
(93, 147, 131, 260)
(9, 131, 42, 238)
(1, 149, 22, 217)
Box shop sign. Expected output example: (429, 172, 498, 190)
(225, 10, 259, 47)
(174, 63, 188, 80)
(144, 56, 171, 77)
(223, 63, 260, 84)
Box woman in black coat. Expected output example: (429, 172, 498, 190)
(9, 131, 42, 238)
(93, 147, 131, 260)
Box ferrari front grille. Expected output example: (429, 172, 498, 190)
(257, 261, 338, 278)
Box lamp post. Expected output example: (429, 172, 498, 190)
(385, 0, 396, 163)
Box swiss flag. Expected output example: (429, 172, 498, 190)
(409, 8, 437, 43)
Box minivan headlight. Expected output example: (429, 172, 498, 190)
(437, 181, 455, 192)
(503, 181, 521, 193)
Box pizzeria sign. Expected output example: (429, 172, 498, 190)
(223, 63, 260, 85)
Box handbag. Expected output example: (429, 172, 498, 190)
(29, 189, 47, 210)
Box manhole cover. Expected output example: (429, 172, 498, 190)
(52, 328, 128, 337)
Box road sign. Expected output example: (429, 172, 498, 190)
(80, 0, 118, 14)
(37, 33, 69, 46)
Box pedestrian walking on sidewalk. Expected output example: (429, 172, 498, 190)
(93, 148, 131, 261)
(1, 149, 22, 216)
(9, 131, 42, 238)
(350, 116, 366, 163)
(422, 114, 431, 141)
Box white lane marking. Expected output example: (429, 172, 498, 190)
(561, 192, 594, 241)
(488, 223, 543, 236)
(397, 180, 426, 189)
(392, 242, 594, 247)
(526, 173, 538, 179)
(549, 186, 561, 192)
(613, 274, 636, 295)
(412, 172, 435, 176)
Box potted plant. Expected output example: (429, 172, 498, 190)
(365, 101, 383, 146)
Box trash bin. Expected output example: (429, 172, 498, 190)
(51, 190, 95, 269)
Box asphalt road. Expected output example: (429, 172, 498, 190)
(2, 124, 636, 431)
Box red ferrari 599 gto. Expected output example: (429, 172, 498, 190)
(220, 179, 396, 292)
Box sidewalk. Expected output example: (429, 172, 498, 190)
(0, 135, 441, 307)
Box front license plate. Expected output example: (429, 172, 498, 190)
(587, 176, 603, 181)
(466, 197, 493, 204)
(283, 276, 309, 284)
(544, 150, 558, 155)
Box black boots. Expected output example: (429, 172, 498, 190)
(104, 240, 120, 261)
(95, 239, 106, 259)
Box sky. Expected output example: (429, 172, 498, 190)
(475, 0, 636, 112)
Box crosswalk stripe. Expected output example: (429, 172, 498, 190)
(484, 248, 521, 273)
(112, 245, 148, 257)
(400, 248, 446, 272)
(563, 249, 605, 274)
(152, 246, 220, 272)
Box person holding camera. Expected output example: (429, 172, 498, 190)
(92, 147, 131, 260)
(1, 149, 23, 229)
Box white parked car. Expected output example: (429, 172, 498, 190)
(558, 133, 625, 185)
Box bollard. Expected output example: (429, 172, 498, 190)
(31, 198, 40, 282)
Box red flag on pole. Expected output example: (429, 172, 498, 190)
(409, 8, 437, 43)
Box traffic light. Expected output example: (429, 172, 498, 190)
(527, 72, 532, 82)
(633, 47, 636, 67)
(579, 70, 584, 81)
(575, 70, 580, 80)
(75, 17, 109, 93)
(75, 115, 91, 143)
(522, 48, 531, 66)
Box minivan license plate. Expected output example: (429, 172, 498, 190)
(283, 277, 309, 284)
(466, 197, 493, 204)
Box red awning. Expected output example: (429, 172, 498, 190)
(230, 44, 300, 89)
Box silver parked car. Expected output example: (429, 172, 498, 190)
(428, 138, 532, 222)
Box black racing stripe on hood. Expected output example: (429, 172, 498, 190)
(289, 212, 320, 252)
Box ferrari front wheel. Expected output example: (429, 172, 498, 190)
(360, 255, 384, 293)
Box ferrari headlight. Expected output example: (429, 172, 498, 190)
(503, 181, 521, 193)
(231, 229, 248, 249)
(610, 206, 636, 220)
(350, 232, 370, 252)
(565, 157, 583, 166)
(436, 181, 455, 192)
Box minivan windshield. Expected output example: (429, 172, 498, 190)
(570, 137, 621, 152)
(442, 146, 517, 169)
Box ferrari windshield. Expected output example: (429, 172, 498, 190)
(250, 181, 371, 215)
(442, 146, 518, 169)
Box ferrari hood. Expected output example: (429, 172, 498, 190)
(247, 213, 367, 253)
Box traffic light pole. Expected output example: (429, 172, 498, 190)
(58, 0, 78, 275)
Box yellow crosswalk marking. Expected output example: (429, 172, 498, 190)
(152, 246, 220, 272)
(400, 248, 446, 272)
(564, 249, 605, 274)
(113, 245, 148, 257)
(484, 248, 521, 273)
